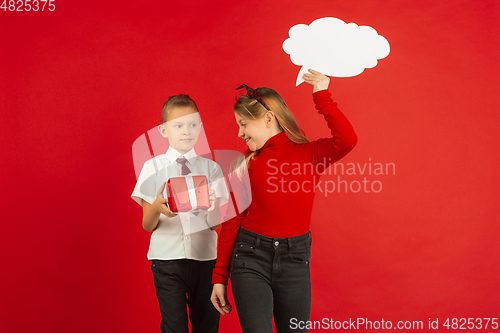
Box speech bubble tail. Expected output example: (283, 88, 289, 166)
(296, 66, 309, 86)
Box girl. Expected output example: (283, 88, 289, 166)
(211, 69, 357, 333)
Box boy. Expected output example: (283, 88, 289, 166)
(132, 94, 228, 333)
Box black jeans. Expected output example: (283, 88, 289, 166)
(230, 228, 312, 333)
(151, 259, 219, 333)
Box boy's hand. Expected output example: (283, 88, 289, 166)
(302, 69, 330, 93)
(152, 181, 178, 218)
(211, 283, 232, 316)
(193, 189, 216, 215)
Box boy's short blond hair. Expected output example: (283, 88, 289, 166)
(162, 94, 199, 123)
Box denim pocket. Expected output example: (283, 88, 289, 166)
(234, 243, 256, 256)
(230, 243, 256, 272)
(289, 251, 311, 265)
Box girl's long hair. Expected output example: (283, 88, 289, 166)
(232, 87, 308, 174)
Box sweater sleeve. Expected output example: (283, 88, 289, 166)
(212, 166, 251, 285)
(211, 209, 247, 284)
(309, 89, 358, 172)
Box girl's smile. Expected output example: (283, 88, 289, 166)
(235, 112, 280, 151)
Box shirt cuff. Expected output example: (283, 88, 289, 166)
(131, 193, 155, 206)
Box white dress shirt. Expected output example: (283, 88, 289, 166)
(132, 147, 229, 261)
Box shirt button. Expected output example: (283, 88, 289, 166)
(185, 236, 189, 240)
(274, 241, 279, 246)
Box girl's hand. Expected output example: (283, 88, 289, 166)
(302, 69, 330, 93)
(211, 283, 232, 316)
(152, 181, 178, 218)
(195, 189, 216, 215)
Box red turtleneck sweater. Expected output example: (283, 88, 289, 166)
(212, 89, 357, 285)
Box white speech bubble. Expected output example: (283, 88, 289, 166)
(282, 17, 390, 85)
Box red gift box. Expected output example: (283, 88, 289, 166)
(167, 176, 210, 212)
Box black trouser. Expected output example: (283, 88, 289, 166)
(230, 228, 312, 333)
(151, 259, 219, 333)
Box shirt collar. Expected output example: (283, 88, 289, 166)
(258, 131, 290, 151)
(166, 146, 197, 164)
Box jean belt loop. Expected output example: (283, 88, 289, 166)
(288, 237, 293, 251)
(255, 234, 261, 248)
(309, 230, 312, 245)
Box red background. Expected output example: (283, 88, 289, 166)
(1, 0, 499, 332)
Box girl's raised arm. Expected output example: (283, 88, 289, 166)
(302, 69, 358, 171)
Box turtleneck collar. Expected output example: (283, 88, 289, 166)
(258, 131, 290, 151)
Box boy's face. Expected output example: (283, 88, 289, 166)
(159, 106, 202, 155)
